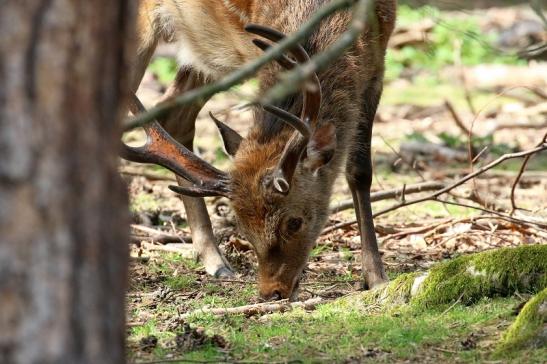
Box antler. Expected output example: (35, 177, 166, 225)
(122, 25, 320, 199)
(245, 24, 322, 194)
(121, 94, 231, 197)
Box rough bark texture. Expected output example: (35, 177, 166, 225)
(0, 1, 134, 363)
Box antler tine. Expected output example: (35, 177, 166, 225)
(262, 105, 311, 139)
(246, 24, 321, 131)
(251, 39, 296, 69)
(122, 94, 230, 197)
(246, 24, 323, 194)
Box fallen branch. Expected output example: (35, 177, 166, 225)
(322, 141, 547, 235)
(141, 242, 194, 258)
(131, 224, 190, 244)
(330, 181, 446, 213)
(180, 297, 325, 319)
(120, 168, 176, 182)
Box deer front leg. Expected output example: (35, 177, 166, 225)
(158, 68, 233, 277)
(346, 83, 388, 289)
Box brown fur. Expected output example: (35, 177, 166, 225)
(134, 0, 397, 299)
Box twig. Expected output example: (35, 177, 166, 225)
(444, 100, 471, 135)
(142, 242, 194, 257)
(510, 131, 547, 214)
(330, 181, 446, 213)
(124, 0, 358, 130)
(381, 135, 426, 181)
(439, 293, 464, 316)
(261, 0, 374, 104)
(179, 297, 325, 319)
(432, 347, 459, 354)
(322, 142, 547, 235)
(373, 143, 547, 218)
(131, 224, 190, 244)
(381, 218, 454, 240)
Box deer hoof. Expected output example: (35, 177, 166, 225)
(214, 266, 234, 278)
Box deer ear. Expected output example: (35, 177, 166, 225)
(209, 112, 243, 157)
(304, 122, 336, 174)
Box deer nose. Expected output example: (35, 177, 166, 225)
(271, 290, 282, 301)
(261, 290, 283, 301)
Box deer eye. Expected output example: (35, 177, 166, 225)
(286, 217, 303, 234)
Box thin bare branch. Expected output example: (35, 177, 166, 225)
(330, 181, 446, 213)
(322, 142, 547, 235)
(260, 0, 374, 104)
(510, 131, 547, 214)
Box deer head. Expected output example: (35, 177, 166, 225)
(123, 25, 336, 301)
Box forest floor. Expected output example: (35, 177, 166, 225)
(124, 4, 546, 363)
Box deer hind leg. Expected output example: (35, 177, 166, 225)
(346, 78, 388, 289)
(156, 68, 233, 277)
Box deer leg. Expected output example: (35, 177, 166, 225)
(346, 80, 388, 289)
(157, 68, 233, 277)
(126, 12, 232, 276)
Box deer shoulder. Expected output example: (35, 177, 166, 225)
(137, 0, 259, 78)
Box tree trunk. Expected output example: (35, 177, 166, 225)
(0, 2, 134, 363)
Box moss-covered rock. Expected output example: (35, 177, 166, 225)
(494, 288, 547, 356)
(346, 245, 547, 310)
(411, 245, 547, 307)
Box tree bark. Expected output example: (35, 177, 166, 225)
(0, 1, 134, 363)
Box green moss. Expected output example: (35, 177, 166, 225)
(495, 288, 547, 356)
(339, 272, 421, 314)
(412, 245, 547, 308)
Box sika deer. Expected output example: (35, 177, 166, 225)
(124, 0, 396, 300)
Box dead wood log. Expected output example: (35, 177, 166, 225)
(141, 242, 194, 259)
(180, 297, 325, 319)
(131, 224, 191, 244)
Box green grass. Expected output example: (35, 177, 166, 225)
(177, 296, 544, 363)
(128, 250, 547, 363)
(148, 57, 178, 85)
(386, 5, 524, 81)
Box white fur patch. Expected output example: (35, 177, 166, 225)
(175, 34, 200, 69)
